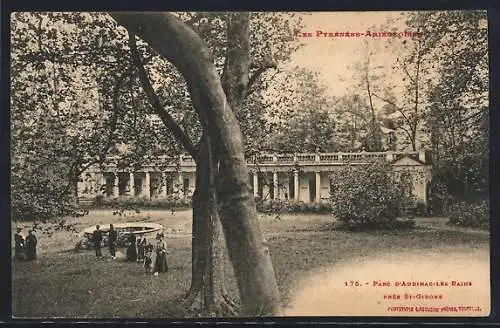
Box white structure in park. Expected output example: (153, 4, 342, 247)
(77, 151, 432, 205)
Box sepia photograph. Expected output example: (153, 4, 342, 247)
(10, 10, 489, 319)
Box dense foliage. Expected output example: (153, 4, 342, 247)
(329, 160, 415, 230)
(10, 12, 304, 223)
(255, 198, 332, 214)
(10, 11, 489, 229)
(94, 195, 192, 211)
(447, 200, 489, 229)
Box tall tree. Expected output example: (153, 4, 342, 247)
(412, 10, 488, 198)
(10, 12, 132, 223)
(11, 11, 303, 315)
(370, 18, 431, 152)
(348, 40, 387, 151)
(111, 12, 284, 316)
(10, 12, 188, 224)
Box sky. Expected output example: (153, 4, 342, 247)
(287, 11, 414, 98)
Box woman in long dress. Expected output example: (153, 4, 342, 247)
(25, 230, 37, 261)
(153, 233, 168, 275)
(126, 233, 137, 262)
(14, 227, 25, 261)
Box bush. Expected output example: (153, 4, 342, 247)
(427, 179, 452, 215)
(413, 201, 430, 217)
(447, 200, 489, 229)
(89, 196, 192, 210)
(254, 198, 332, 214)
(330, 160, 415, 230)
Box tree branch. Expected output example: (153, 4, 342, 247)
(245, 62, 278, 97)
(128, 33, 197, 159)
(395, 124, 415, 144)
(371, 92, 413, 127)
(344, 109, 370, 126)
(99, 67, 128, 162)
(401, 61, 416, 85)
(221, 12, 251, 108)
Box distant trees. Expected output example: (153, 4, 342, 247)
(10, 13, 123, 222)
(261, 66, 339, 152)
(414, 11, 488, 201)
(335, 10, 488, 206)
(10, 13, 184, 222)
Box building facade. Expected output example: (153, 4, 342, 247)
(78, 151, 432, 205)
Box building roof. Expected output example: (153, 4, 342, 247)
(391, 154, 427, 166)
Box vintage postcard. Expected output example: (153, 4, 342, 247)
(10, 10, 489, 319)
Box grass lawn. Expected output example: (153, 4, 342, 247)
(11, 210, 490, 318)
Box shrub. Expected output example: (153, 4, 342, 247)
(447, 200, 489, 229)
(427, 179, 452, 215)
(254, 198, 332, 214)
(330, 159, 415, 230)
(89, 196, 192, 210)
(413, 201, 430, 217)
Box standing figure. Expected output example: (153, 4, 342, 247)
(126, 233, 137, 262)
(14, 227, 25, 261)
(137, 237, 146, 263)
(25, 230, 38, 261)
(108, 224, 118, 259)
(143, 243, 154, 273)
(153, 233, 168, 275)
(93, 225, 103, 258)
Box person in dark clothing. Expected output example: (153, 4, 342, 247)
(14, 227, 25, 261)
(25, 230, 37, 261)
(126, 233, 137, 262)
(93, 225, 103, 258)
(108, 224, 118, 259)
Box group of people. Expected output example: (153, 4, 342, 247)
(92, 224, 168, 275)
(13, 227, 37, 261)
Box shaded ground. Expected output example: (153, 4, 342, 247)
(11, 211, 489, 318)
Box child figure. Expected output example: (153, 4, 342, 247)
(137, 237, 146, 263)
(143, 243, 154, 273)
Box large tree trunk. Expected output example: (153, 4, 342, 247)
(111, 12, 281, 315)
(185, 135, 238, 316)
(186, 13, 251, 314)
(127, 32, 233, 314)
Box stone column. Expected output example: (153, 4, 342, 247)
(144, 171, 151, 198)
(96, 173, 105, 197)
(162, 174, 168, 198)
(97, 172, 108, 197)
(177, 173, 184, 197)
(294, 170, 299, 201)
(113, 173, 119, 197)
(253, 172, 259, 197)
(273, 171, 279, 200)
(129, 172, 135, 197)
(315, 171, 321, 203)
(286, 175, 291, 200)
(418, 151, 426, 163)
